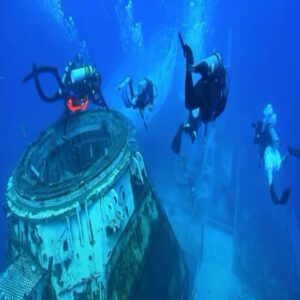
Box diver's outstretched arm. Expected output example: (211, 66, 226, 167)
(23, 64, 65, 102)
(288, 146, 300, 159)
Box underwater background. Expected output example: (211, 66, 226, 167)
(0, 0, 300, 299)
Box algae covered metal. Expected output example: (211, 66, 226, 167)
(1, 110, 189, 299)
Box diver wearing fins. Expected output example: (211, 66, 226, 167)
(252, 104, 291, 205)
(171, 33, 229, 155)
(23, 54, 109, 138)
(116, 76, 155, 129)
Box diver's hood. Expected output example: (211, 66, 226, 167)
(263, 104, 277, 126)
(263, 104, 273, 118)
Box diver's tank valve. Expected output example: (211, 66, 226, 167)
(201, 52, 223, 78)
(71, 65, 95, 83)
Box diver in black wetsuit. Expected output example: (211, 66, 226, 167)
(116, 76, 155, 129)
(23, 54, 109, 138)
(171, 33, 229, 154)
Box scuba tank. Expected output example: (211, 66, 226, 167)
(71, 65, 95, 84)
(200, 52, 223, 78)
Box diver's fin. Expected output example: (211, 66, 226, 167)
(270, 184, 291, 205)
(178, 32, 194, 65)
(280, 188, 291, 204)
(178, 32, 185, 52)
(171, 125, 183, 155)
(288, 146, 300, 159)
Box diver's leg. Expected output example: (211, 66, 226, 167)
(36, 66, 65, 91)
(33, 71, 62, 102)
(185, 71, 198, 110)
(193, 61, 209, 77)
(265, 147, 291, 204)
(23, 65, 64, 102)
(264, 147, 274, 186)
(185, 111, 199, 142)
(183, 43, 198, 110)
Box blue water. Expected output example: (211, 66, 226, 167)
(1, 0, 300, 299)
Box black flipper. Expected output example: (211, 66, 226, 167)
(23, 64, 65, 102)
(178, 32, 194, 66)
(270, 183, 291, 205)
(280, 188, 291, 204)
(178, 32, 185, 53)
(288, 146, 300, 159)
(171, 125, 183, 155)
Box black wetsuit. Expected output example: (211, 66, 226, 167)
(185, 59, 228, 123)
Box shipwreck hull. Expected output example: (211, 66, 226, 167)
(1, 110, 189, 300)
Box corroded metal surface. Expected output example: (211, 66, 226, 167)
(6, 110, 135, 220)
(2, 110, 189, 299)
(0, 253, 46, 300)
(107, 181, 189, 300)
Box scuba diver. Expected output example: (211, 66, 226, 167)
(116, 76, 155, 129)
(171, 33, 229, 154)
(252, 104, 291, 205)
(23, 54, 109, 137)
